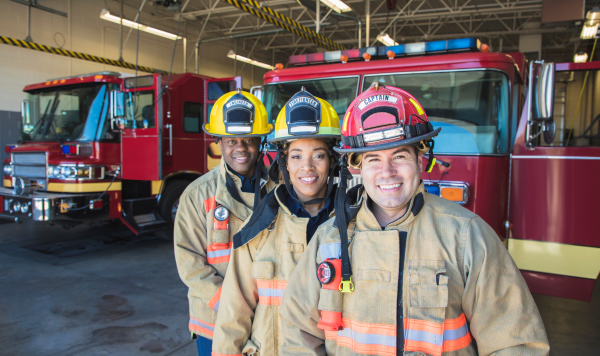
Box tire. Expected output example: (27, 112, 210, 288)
(158, 180, 190, 225)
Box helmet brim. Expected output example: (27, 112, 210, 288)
(268, 134, 341, 143)
(333, 127, 441, 154)
(202, 125, 274, 138)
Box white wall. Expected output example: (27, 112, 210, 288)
(0, 0, 268, 112)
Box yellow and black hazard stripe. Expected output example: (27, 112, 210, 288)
(0, 36, 166, 74)
(241, 0, 345, 51)
(220, 0, 341, 51)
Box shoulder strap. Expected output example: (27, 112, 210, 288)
(232, 186, 281, 249)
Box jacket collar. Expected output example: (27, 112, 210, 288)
(354, 182, 425, 232)
(215, 158, 268, 221)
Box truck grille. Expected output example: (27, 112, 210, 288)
(12, 152, 47, 179)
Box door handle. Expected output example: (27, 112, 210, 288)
(165, 124, 172, 156)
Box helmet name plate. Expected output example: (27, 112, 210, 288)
(358, 95, 398, 110)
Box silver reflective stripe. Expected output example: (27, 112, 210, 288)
(189, 318, 214, 331)
(405, 329, 443, 346)
(257, 288, 285, 297)
(337, 327, 397, 347)
(319, 242, 341, 260)
(207, 249, 231, 258)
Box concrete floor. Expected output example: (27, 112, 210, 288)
(0, 221, 598, 356)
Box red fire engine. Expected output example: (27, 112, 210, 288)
(255, 38, 600, 301)
(1, 71, 239, 235)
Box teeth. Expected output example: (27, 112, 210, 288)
(300, 177, 317, 183)
(379, 183, 401, 190)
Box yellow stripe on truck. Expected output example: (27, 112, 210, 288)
(4, 179, 12, 188)
(47, 182, 122, 193)
(152, 180, 163, 195)
(508, 238, 600, 279)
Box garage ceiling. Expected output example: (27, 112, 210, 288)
(111, 0, 600, 66)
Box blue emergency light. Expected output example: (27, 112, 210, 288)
(290, 37, 482, 66)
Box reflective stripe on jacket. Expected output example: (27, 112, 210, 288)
(279, 183, 550, 356)
(212, 185, 335, 356)
(174, 158, 275, 339)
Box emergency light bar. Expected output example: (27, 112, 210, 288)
(289, 37, 481, 66)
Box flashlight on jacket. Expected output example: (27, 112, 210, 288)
(316, 258, 343, 331)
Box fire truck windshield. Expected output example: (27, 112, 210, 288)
(22, 83, 117, 143)
(263, 77, 359, 142)
(363, 70, 510, 154)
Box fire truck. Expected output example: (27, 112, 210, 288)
(1, 71, 240, 235)
(254, 38, 600, 301)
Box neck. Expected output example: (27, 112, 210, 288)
(228, 164, 256, 179)
(370, 200, 410, 228)
(294, 186, 328, 217)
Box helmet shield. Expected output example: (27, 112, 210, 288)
(224, 92, 255, 134)
(286, 89, 321, 136)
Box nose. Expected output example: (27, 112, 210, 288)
(379, 157, 396, 179)
(299, 155, 316, 172)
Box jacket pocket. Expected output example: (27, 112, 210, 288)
(281, 242, 304, 253)
(211, 229, 230, 244)
(356, 268, 391, 283)
(252, 261, 275, 280)
(408, 260, 448, 308)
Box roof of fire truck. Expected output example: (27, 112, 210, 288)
(264, 37, 525, 85)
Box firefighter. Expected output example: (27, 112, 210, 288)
(174, 89, 277, 356)
(211, 88, 342, 356)
(279, 82, 550, 355)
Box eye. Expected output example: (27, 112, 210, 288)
(291, 155, 300, 159)
(314, 154, 325, 159)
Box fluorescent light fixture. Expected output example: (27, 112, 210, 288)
(100, 9, 182, 40)
(320, 0, 352, 13)
(376, 33, 398, 46)
(587, 7, 600, 25)
(227, 50, 275, 70)
(574, 52, 588, 63)
(581, 22, 599, 39)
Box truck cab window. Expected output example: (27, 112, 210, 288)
(183, 102, 203, 133)
(208, 81, 236, 100)
(124, 91, 155, 129)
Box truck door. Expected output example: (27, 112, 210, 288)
(120, 74, 161, 180)
(203, 77, 242, 172)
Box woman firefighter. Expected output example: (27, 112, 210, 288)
(211, 87, 342, 356)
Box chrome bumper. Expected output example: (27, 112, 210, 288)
(0, 186, 105, 222)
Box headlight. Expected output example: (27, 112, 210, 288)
(50, 166, 61, 178)
(60, 166, 77, 178)
(48, 165, 100, 179)
(3, 164, 12, 176)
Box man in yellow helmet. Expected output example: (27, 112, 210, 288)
(174, 89, 276, 356)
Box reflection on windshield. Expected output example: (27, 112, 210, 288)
(363, 71, 509, 154)
(263, 77, 358, 141)
(22, 84, 117, 142)
(124, 91, 155, 129)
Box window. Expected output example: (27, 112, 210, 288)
(183, 102, 203, 133)
(208, 81, 236, 100)
(124, 91, 155, 129)
(363, 70, 510, 154)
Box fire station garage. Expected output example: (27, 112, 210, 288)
(1, 0, 600, 354)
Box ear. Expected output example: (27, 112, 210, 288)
(417, 150, 424, 172)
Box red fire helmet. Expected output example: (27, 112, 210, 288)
(335, 82, 441, 154)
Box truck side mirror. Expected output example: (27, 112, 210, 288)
(110, 90, 125, 131)
(532, 62, 555, 121)
(21, 100, 30, 127)
(250, 86, 263, 102)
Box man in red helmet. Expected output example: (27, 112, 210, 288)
(279, 82, 549, 356)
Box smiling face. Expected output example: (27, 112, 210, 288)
(219, 137, 261, 178)
(360, 146, 422, 225)
(286, 138, 331, 204)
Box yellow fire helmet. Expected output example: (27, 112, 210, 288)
(268, 87, 341, 144)
(203, 89, 273, 138)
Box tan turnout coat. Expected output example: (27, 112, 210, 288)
(174, 158, 275, 339)
(279, 183, 550, 356)
(212, 184, 334, 356)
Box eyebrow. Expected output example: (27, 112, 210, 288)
(363, 148, 410, 160)
(290, 147, 327, 153)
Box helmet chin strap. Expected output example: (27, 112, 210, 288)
(425, 139, 436, 173)
(276, 145, 339, 207)
(334, 154, 354, 293)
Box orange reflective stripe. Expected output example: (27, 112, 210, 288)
(324, 319, 397, 356)
(256, 280, 288, 305)
(207, 242, 232, 264)
(204, 196, 216, 212)
(405, 340, 442, 356)
(208, 286, 222, 312)
(443, 313, 472, 352)
(404, 318, 444, 335)
(443, 332, 472, 352)
(404, 313, 472, 356)
(189, 317, 215, 337)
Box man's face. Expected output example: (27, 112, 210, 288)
(219, 137, 261, 177)
(360, 146, 423, 216)
(286, 138, 331, 203)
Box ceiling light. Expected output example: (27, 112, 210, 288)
(587, 7, 600, 25)
(320, 0, 352, 13)
(227, 51, 275, 70)
(376, 33, 398, 46)
(581, 22, 599, 39)
(100, 9, 182, 40)
(574, 51, 588, 63)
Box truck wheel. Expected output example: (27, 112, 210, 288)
(159, 180, 189, 224)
